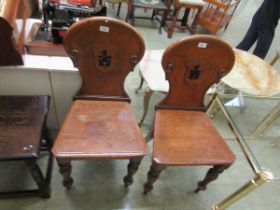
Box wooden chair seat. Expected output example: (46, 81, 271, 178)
(153, 110, 235, 165)
(53, 100, 147, 159)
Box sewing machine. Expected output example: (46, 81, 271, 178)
(25, 0, 106, 56)
(41, 0, 106, 43)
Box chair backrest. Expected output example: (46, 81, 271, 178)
(159, 35, 235, 111)
(63, 17, 145, 101)
(198, 0, 240, 34)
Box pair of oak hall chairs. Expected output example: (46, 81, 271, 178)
(50, 17, 236, 195)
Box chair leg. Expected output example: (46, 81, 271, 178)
(181, 8, 190, 26)
(117, 3, 122, 17)
(26, 160, 50, 198)
(151, 9, 156, 21)
(167, 9, 180, 38)
(123, 157, 143, 187)
(131, 7, 135, 26)
(126, 3, 132, 22)
(57, 158, 73, 189)
(143, 162, 166, 194)
(159, 10, 167, 34)
(195, 165, 230, 193)
(190, 7, 202, 34)
(224, 21, 230, 31)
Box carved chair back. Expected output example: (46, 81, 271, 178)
(63, 17, 145, 101)
(159, 35, 235, 110)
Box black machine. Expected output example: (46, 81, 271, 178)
(41, 0, 106, 43)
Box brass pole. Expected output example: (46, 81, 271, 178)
(216, 96, 260, 173)
(249, 103, 280, 139)
(213, 170, 274, 210)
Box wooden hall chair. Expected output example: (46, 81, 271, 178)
(52, 17, 147, 189)
(197, 0, 241, 34)
(0, 96, 53, 198)
(143, 35, 236, 194)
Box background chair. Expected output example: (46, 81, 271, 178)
(126, 0, 169, 34)
(0, 96, 53, 198)
(52, 17, 147, 189)
(197, 0, 240, 34)
(166, 0, 205, 38)
(105, 0, 128, 17)
(143, 35, 236, 194)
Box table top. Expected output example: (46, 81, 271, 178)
(140, 49, 280, 96)
(215, 90, 280, 180)
(139, 49, 168, 92)
(0, 96, 49, 160)
(222, 49, 280, 96)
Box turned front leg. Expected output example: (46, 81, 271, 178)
(195, 165, 230, 193)
(57, 158, 73, 189)
(123, 157, 143, 187)
(143, 162, 166, 194)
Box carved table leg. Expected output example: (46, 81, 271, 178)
(135, 71, 144, 94)
(56, 158, 73, 189)
(195, 165, 230, 193)
(143, 161, 166, 195)
(206, 93, 220, 119)
(26, 159, 50, 198)
(123, 157, 143, 187)
(139, 88, 153, 126)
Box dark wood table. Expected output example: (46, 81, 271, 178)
(25, 23, 67, 57)
(0, 96, 53, 198)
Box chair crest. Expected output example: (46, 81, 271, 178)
(159, 35, 235, 110)
(63, 17, 145, 101)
